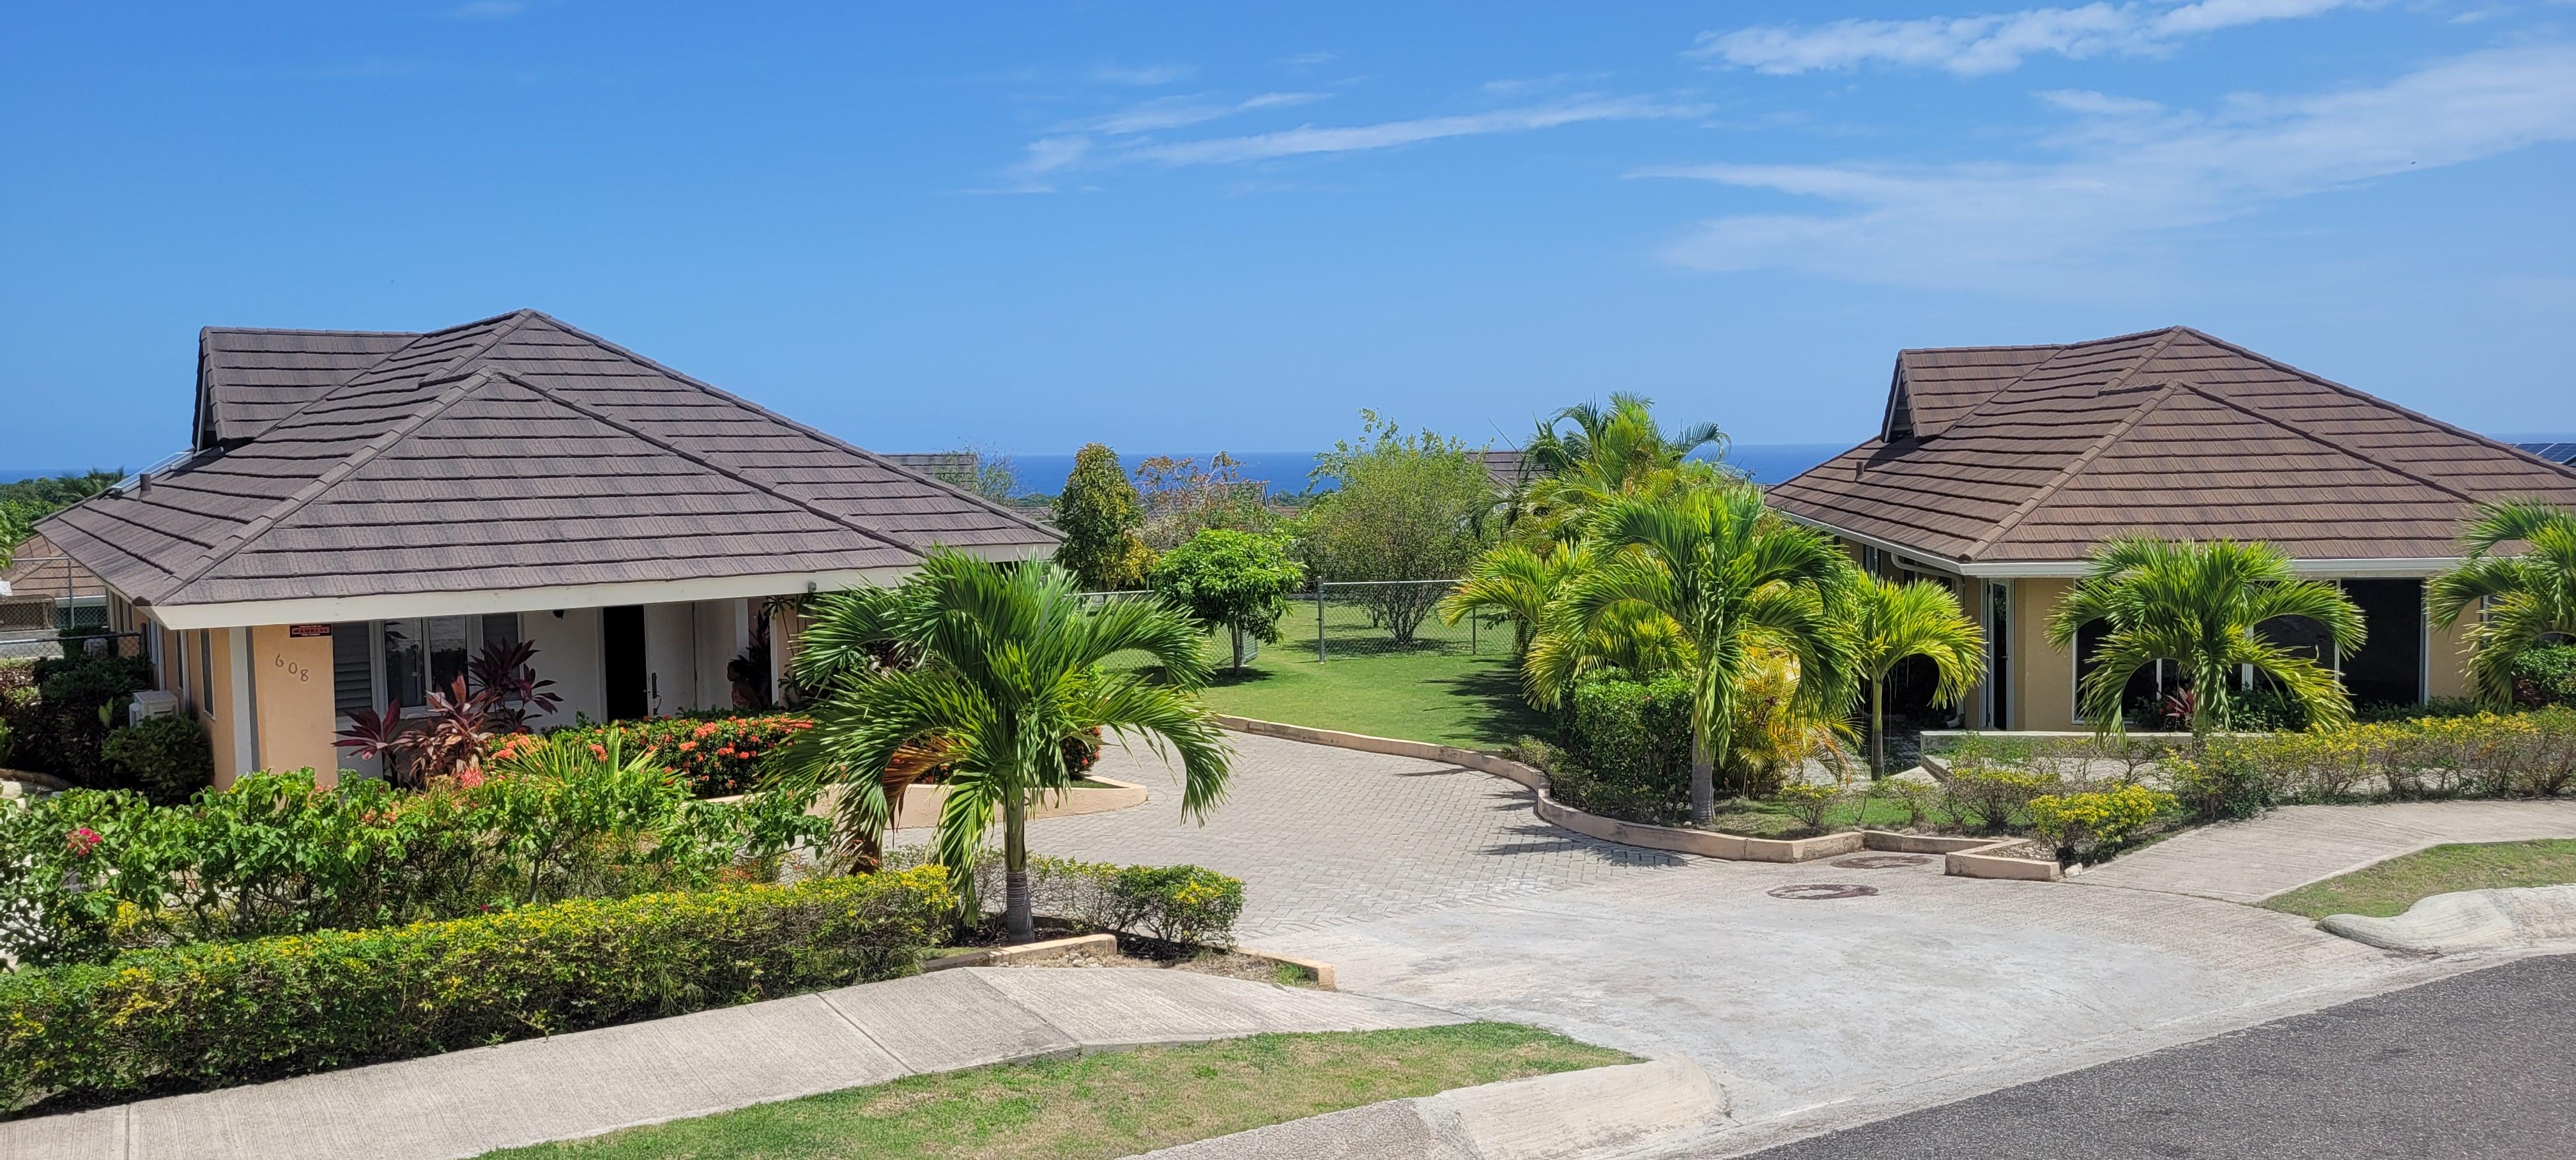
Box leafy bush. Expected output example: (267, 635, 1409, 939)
(543, 712, 815, 797)
(9, 645, 151, 784)
(890, 848, 1246, 949)
(1943, 767, 2057, 832)
(1774, 782, 1842, 832)
(0, 738, 831, 967)
(2513, 644, 2576, 708)
(2027, 785, 2177, 863)
(1552, 673, 1693, 822)
(98, 715, 213, 805)
(0, 867, 954, 1111)
(1871, 777, 1946, 830)
(2165, 741, 2273, 820)
(1151, 528, 1305, 672)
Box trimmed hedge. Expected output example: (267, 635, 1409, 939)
(1552, 674, 1694, 823)
(0, 867, 954, 1112)
(894, 849, 1246, 949)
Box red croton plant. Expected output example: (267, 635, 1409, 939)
(335, 640, 562, 789)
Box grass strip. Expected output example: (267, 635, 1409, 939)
(2263, 838, 2576, 920)
(482, 1021, 1629, 1160)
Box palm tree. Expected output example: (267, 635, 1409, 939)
(1851, 576, 1986, 777)
(1438, 542, 1590, 659)
(2427, 500, 2576, 707)
(774, 551, 1233, 943)
(2045, 537, 2363, 736)
(1513, 395, 1728, 541)
(1533, 487, 1859, 823)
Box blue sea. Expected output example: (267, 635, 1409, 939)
(998, 443, 1857, 498)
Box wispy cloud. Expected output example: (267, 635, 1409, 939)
(1089, 63, 1196, 86)
(1641, 43, 2576, 291)
(450, 0, 525, 19)
(1061, 91, 1330, 135)
(1695, 0, 2358, 77)
(1129, 96, 1706, 166)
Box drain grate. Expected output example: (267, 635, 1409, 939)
(1831, 854, 1932, 869)
(1767, 883, 1880, 901)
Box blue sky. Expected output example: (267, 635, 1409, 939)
(3, 1, 2572, 471)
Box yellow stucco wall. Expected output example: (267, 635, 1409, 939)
(2427, 614, 2476, 701)
(252, 624, 340, 787)
(2011, 577, 2078, 731)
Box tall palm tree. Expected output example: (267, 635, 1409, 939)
(774, 551, 1232, 943)
(2046, 537, 2363, 736)
(1851, 576, 1986, 777)
(1533, 487, 1859, 823)
(2428, 499, 2576, 707)
(1514, 395, 1728, 541)
(1438, 542, 1591, 658)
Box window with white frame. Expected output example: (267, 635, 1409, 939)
(330, 614, 521, 718)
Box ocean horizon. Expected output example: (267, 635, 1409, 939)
(992, 442, 1858, 497)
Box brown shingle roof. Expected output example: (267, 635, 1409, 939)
(196, 326, 422, 447)
(44, 310, 1059, 612)
(0, 532, 103, 604)
(1768, 326, 2576, 570)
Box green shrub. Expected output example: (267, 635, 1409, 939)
(0, 867, 954, 1111)
(2513, 644, 2576, 708)
(2166, 740, 2273, 820)
(1943, 767, 2057, 832)
(890, 848, 1246, 949)
(11, 647, 150, 784)
(0, 747, 831, 968)
(1150, 528, 1305, 673)
(98, 715, 213, 805)
(1774, 782, 1843, 832)
(2027, 785, 2177, 863)
(1870, 777, 1946, 830)
(542, 712, 816, 797)
(1554, 673, 1693, 822)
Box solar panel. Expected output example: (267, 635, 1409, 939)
(2515, 441, 2576, 464)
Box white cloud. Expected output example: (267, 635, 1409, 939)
(1128, 97, 1708, 167)
(1694, 0, 2358, 77)
(1643, 43, 2576, 291)
(1064, 92, 1330, 135)
(1089, 63, 1196, 86)
(2035, 88, 2167, 115)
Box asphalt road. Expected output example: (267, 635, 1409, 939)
(1743, 952, 2576, 1160)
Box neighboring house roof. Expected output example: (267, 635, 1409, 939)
(1472, 448, 1528, 489)
(197, 327, 422, 447)
(1768, 326, 2576, 572)
(2518, 441, 2576, 465)
(44, 310, 1061, 626)
(881, 452, 977, 475)
(0, 532, 104, 605)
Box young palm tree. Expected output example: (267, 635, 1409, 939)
(2427, 499, 2576, 707)
(1851, 576, 1986, 777)
(1513, 395, 1728, 541)
(1533, 487, 1859, 823)
(2045, 537, 2363, 736)
(773, 551, 1232, 943)
(1438, 542, 1591, 659)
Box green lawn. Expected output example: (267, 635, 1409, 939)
(480, 1022, 1627, 1160)
(1190, 597, 1548, 749)
(2263, 839, 2576, 920)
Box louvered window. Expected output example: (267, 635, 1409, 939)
(332, 623, 374, 715)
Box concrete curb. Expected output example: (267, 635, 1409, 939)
(921, 932, 1120, 971)
(1134, 1055, 1726, 1159)
(2319, 884, 2576, 954)
(1211, 716, 2061, 882)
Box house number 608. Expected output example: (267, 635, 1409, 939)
(273, 655, 310, 682)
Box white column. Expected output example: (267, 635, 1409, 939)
(228, 625, 259, 774)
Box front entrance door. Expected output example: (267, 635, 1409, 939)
(602, 605, 648, 720)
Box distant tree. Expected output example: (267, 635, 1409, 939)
(0, 469, 122, 560)
(1153, 529, 1306, 674)
(925, 447, 1020, 505)
(1052, 444, 1154, 591)
(1135, 452, 1273, 550)
(1302, 412, 1493, 645)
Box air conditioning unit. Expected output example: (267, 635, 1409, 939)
(129, 690, 181, 726)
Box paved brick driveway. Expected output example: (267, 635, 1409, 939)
(982, 731, 1687, 939)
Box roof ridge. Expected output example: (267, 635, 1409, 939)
(198, 326, 425, 338)
(1896, 324, 2175, 358)
(484, 368, 926, 561)
(1961, 379, 2183, 561)
(1931, 326, 2183, 439)
(502, 312, 1062, 540)
(152, 370, 504, 603)
(2170, 328, 2576, 484)
(2162, 379, 2480, 505)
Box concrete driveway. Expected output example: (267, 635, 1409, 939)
(1031, 732, 2480, 1153)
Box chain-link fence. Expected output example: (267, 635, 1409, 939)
(1080, 579, 1492, 664)
(1, 551, 115, 660)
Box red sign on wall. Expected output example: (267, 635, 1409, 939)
(288, 624, 332, 637)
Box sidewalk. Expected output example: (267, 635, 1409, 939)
(4, 967, 1463, 1160)
(2074, 800, 2576, 903)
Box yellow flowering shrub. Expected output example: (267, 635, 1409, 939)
(0, 867, 953, 1111)
(2026, 786, 2179, 862)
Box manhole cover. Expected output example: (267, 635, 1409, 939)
(1831, 854, 1932, 869)
(1767, 883, 1880, 901)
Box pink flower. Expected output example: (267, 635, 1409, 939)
(65, 827, 103, 857)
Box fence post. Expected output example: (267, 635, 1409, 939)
(1314, 574, 1326, 662)
(1469, 608, 1476, 655)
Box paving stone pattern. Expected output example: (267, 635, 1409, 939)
(926, 731, 1690, 940)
